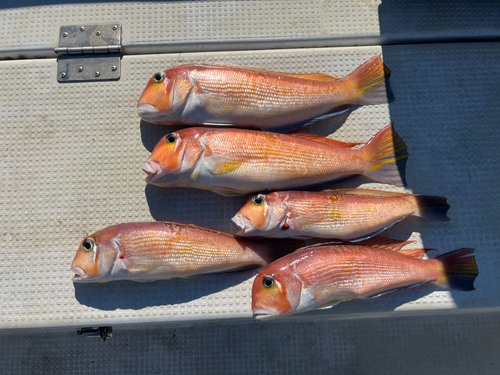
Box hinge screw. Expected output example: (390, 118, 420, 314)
(59, 72, 66, 78)
(96, 31, 101, 36)
(79, 26, 85, 32)
(77, 66, 83, 73)
(112, 25, 118, 30)
(62, 32, 68, 37)
(94, 71, 100, 77)
(111, 65, 117, 71)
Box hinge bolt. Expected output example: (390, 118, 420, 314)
(59, 72, 66, 78)
(96, 31, 101, 36)
(94, 71, 100, 77)
(77, 66, 84, 73)
(111, 65, 117, 71)
(62, 32, 68, 37)
(79, 26, 85, 31)
(112, 25, 118, 30)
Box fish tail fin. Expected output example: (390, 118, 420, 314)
(347, 54, 393, 106)
(361, 124, 409, 187)
(404, 195, 451, 221)
(433, 248, 478, 291)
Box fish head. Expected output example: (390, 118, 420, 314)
(252, 264, 303, 320)
(232, 192, 288, 236)
(137, 67, 193, 125)
(70, 227, 120, 283)
(142, 128, 206, 187)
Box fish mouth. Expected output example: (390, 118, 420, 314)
(253, 308, 281, 320)
(143, 160, 171, 183)
(71, 266, 88, 283)
(137, 104, 160, 119)
(231, 215, 254, 235)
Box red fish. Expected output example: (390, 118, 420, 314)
(137, 55, 391, 131)
(142, 124, 408, 196)
(252, 238, 478, 319)
(233, 189, 450, 240)
(70, 222, 303, 283)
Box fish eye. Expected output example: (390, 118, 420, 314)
(82, 238, 94, 252)
(263, 276, 275, 288)
(165, 133, 178, 144)
(252, 194, 265, 206)
(153, 72, 165, 83)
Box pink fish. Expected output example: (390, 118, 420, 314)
(252, 238, 478, 319)
(233, 189, 449, 240)
(137, 55, 391, 131)
(142, 124, 408, 196)
(70, 222, 303, 283)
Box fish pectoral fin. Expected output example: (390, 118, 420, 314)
(315, 300, 346, 310)
(265, 109, 350, 133)
(368, 280, 435, 298)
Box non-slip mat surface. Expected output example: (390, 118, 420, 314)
(1, 43, 498, 329)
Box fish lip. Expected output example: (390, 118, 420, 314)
(71, 266, 88, 282)
(253, 308, 281, 320)
(137, 104, 159, 118)
(142, 160, 171, 183)
(231, 215, 255, 236)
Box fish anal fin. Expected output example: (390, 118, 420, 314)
(368, 280, 434, 298)
(315, 300, 345, 310)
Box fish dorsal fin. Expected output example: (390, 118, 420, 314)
(211, 63, 340, 81)
(398, 248, 435, 259)
(329, 188, 413, 198)
(287, 132, 363, 148)
(354, 236, 415, 252)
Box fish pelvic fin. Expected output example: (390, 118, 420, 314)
(361, 124, 409, 187)
(404, 195, 451, 221)
(348, 54, 393, 106)
(433, 248, 478, 291)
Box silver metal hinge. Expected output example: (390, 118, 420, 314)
(56, 24, 122, 82)
(77, 327, 113, 342)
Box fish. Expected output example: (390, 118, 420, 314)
(70, 222, 304, 283)
(137, 55, 391, 131)
(251, 238, 479, 319)
(142, 124, 408, 196)
(233, 188, 450, 240)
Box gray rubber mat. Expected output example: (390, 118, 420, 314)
(1, 310, 499, 375)
(1, 43, 498, 329)
(1, 1, 499, 58)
